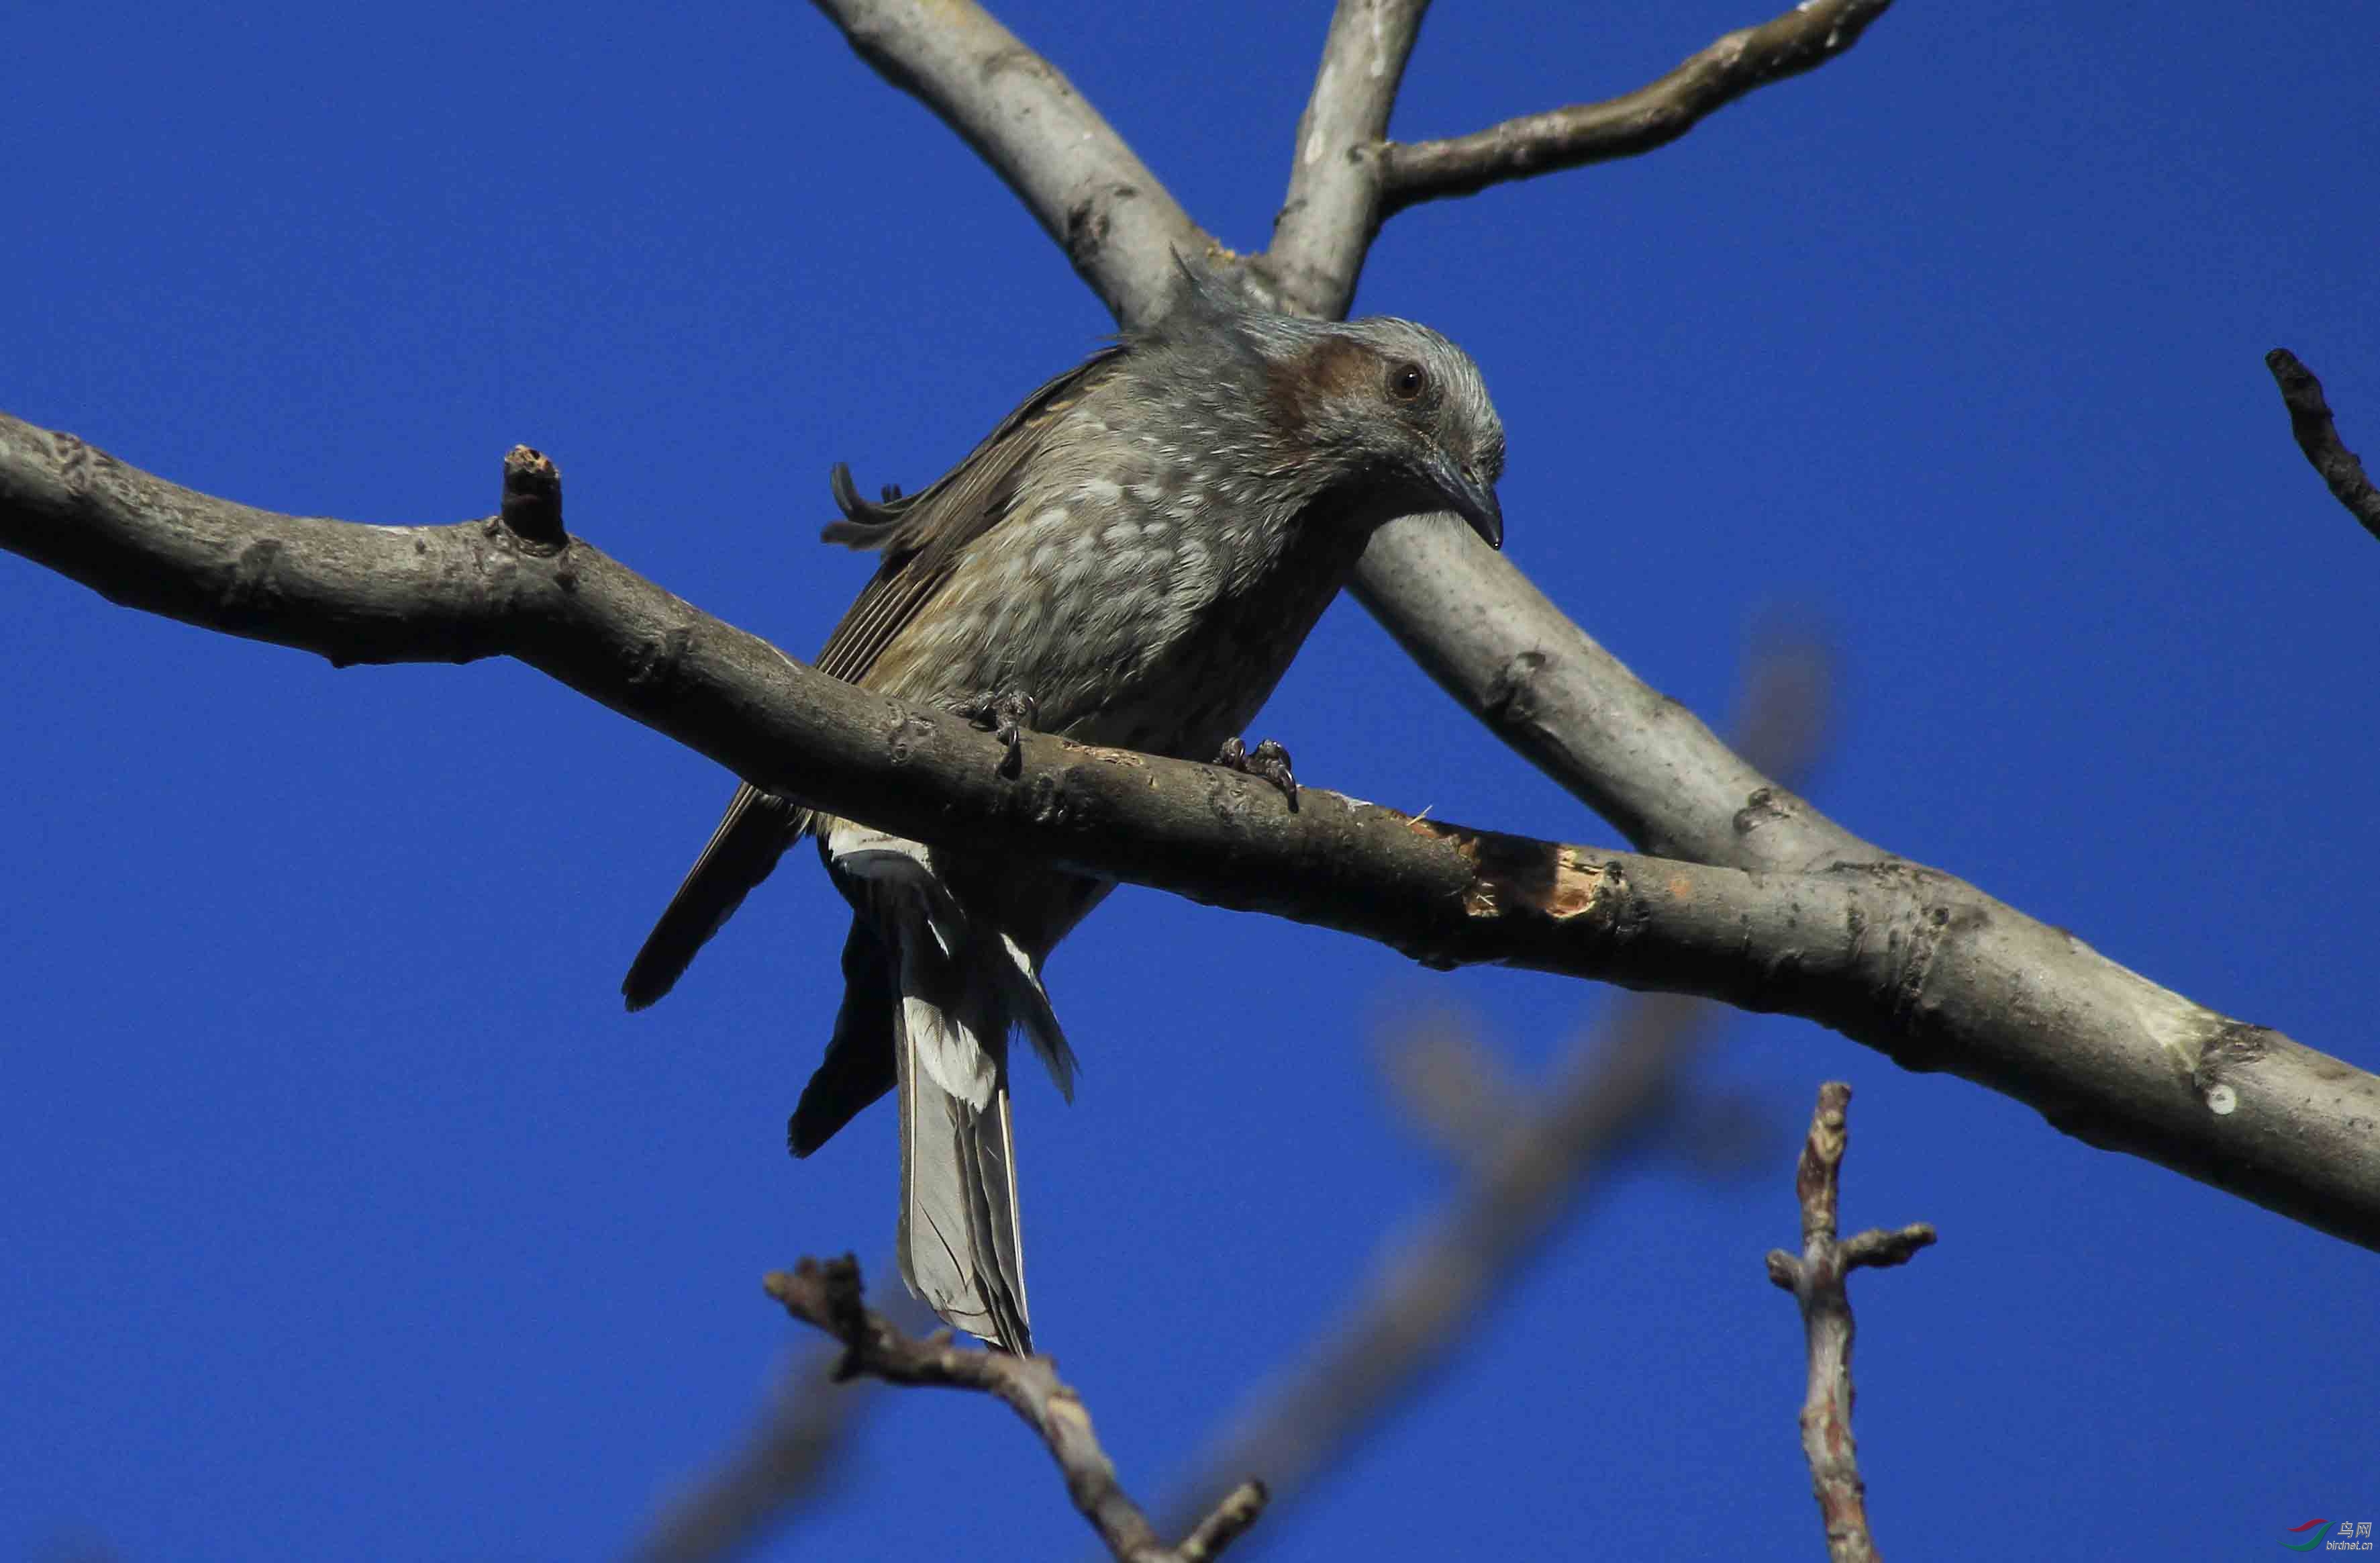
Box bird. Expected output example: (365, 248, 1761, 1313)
(622, 271, 1505, 1352)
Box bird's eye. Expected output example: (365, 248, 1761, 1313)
(1387, 361, 1427, 402)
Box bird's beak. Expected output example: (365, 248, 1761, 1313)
(1426, 455, 1503, 550)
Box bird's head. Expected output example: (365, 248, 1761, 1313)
(1146, 273, 1507, 548)
(1281, 314, 1506, 549)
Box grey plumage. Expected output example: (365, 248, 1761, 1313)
(624, 272, 1506, 1352)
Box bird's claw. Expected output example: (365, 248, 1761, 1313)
(955, 690, 1038, 779)
(1216, 736, 1297, 810)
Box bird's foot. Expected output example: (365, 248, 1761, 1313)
(954, 690, 1039, 779)
(1216, 736, 1297, 810)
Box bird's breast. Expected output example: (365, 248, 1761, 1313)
(871, 455, 1363, 759)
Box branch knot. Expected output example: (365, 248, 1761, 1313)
(498, 444, 566, 549)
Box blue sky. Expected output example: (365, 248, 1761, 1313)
(4, 2, 2375, 1559)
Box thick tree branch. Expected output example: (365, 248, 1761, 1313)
(5, 415, 2377, 1245)
(765, 1258, 1265, 1563)
(1765, 1084, 1936, 1563)
(2265, 348, 2380, 543)
(1356, 516, 1873, 867)
(807, 0, 1212, 328)
(1262, 0, 1432, 320)
(1377, 0, 1895, 218)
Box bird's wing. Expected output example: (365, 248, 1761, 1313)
(620, 784, 807, 1008)
(619, 346, 1124, 1010)
(812, 344, 1124, 683)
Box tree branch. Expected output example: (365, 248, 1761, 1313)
(2265, 348, 2380, 542)
(765, 1258, 1265, 1563)
(1765, 1083, 1936, 1563)
(1377, 0, 1895, 218)
(5, 416, 2376, 1242)
(806, 0, 1213, 328)
(1262, 0, 1432, 320)
(1354, 516, 1875, 867)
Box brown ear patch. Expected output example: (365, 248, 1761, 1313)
(1264, 336, 1379, 433)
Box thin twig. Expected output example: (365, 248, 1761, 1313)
(1763, 1083, 1935, 1563)
(765, 1258, 1267, 1563)
(2265, 349, 2380, 542)
(1379, 0, 1895, 216)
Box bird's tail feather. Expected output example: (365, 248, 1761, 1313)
(995, 929, 1077, 1103)
(893, 994, 1030, 1352)
(829, 820, 1041, 1352)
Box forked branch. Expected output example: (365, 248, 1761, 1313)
(766, 1258, 1265, 1563)
(1765, 1084, 1936, 1563)
(809, 0, 1211, 326)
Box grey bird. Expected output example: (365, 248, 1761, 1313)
(622, 274, 1505, 1352)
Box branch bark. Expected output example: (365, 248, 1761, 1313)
(766, 1258, 1265, 1563)
(4, 414, 2376, 1250)
(1765, 1083, 1936, 1563)
(2266, 348, 2380, 542)
(1263, 0, 1431, 319)
(809, 0, 1212, 328)
(1376, 0, 1895, 218)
